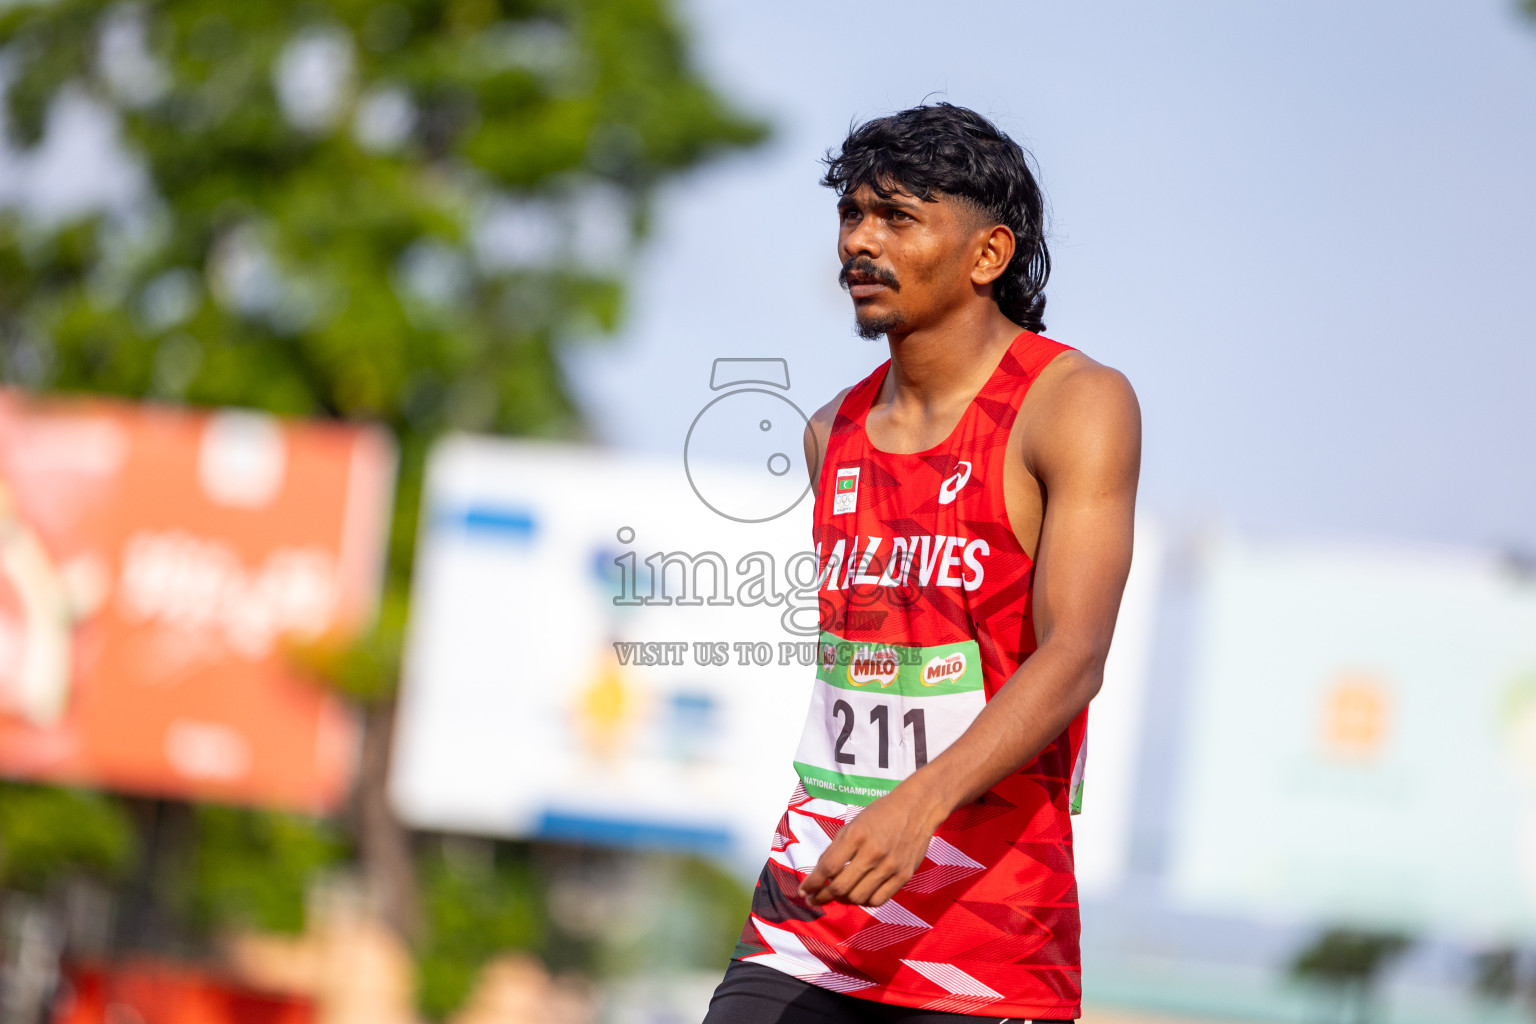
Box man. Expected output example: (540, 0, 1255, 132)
(703, 104, 1140, 1023)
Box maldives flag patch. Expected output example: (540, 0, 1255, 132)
(833, 467, 860, 515)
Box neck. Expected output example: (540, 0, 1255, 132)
(882, 302, 1024, 409)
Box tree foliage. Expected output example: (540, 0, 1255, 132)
(416, 841, 545, 1020)
(0, 0, 763, 417)
(1472, 947, 1520, 1002)
(0, 0, 764, 956)
(1290, 928, 1412, 1024)
(1290, 928, 1410, 986)
(0, 0, 766, 617)
(187, 805, 346, 935)
(0, 782, 135, 893)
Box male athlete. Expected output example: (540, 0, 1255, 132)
(703, 104, 1140, 1023)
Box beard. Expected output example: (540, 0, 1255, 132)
(854, 308, 907, 340)
(840, 255, 904, 339)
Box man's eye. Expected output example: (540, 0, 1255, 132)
(889, 209, 912, 223)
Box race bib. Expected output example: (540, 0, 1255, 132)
(791, 631, 987, 806)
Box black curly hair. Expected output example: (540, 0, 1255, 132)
(822, 103, 1051, 333)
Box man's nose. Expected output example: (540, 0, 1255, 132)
(841, 216, 881, 260)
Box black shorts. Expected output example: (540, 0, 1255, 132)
(702, 960, 1074, 1024)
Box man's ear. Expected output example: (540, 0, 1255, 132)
(971, 224, 1016, 287)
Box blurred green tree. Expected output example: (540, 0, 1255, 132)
(0, 782, 134, 894)
(186, 805, 346, 935)
(591, 854, 748, 978)
(1290, 928, 1412, 1024)
(416, 839, 545, 1019)
(0, 0, 765, 954)
(1472, 947, 1519, 1001)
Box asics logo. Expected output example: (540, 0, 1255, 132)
(937, 461, 972, 506)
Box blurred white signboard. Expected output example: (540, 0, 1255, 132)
(1074, 521, 1165, 897)
(1169, 535, 1536, 936)
(391, 437, 815, 865)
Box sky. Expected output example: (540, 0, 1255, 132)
(566, 0, 1536, 554)
(2, 0, 1533, 554)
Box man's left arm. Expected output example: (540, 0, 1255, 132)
(800, 364, 1142, 907)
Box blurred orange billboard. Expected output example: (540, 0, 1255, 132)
(0, 390, 394, 811)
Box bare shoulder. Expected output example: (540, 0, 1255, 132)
(1023, 350, 1141, 478)
(808, 388, 851, 436)
(803, 386, 853, 483)
(1032, 350, 1138, 414)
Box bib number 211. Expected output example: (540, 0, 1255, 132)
(831, 700, 927, 770)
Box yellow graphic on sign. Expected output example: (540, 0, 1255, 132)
(1319, 670, 1391, 761)
(573, 650, 637, 762)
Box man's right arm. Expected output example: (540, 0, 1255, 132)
(802, 388, 850, 487)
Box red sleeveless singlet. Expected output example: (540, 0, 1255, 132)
(734, 330, 1086, 1019)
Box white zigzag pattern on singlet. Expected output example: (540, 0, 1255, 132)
(797, 795, 861, 820)
(919, 994, 1006, 1015)
(905, 864, 983, 894)
(767, 807, 837, 874)
(906, 835, 987, 892)
(747, 916, 875, 993)
(924, 835, 985, 868)
(899, 960, 1003, 999)
(859, 898, 929, 928)
(841, 896, 933, 951)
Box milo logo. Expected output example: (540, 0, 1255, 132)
(847, 646, 900, 688)
(923, 652, 967, 687)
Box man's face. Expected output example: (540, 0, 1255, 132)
(836, 183, 984, 340)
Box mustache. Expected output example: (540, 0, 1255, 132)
(839, 256, 900, 291)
